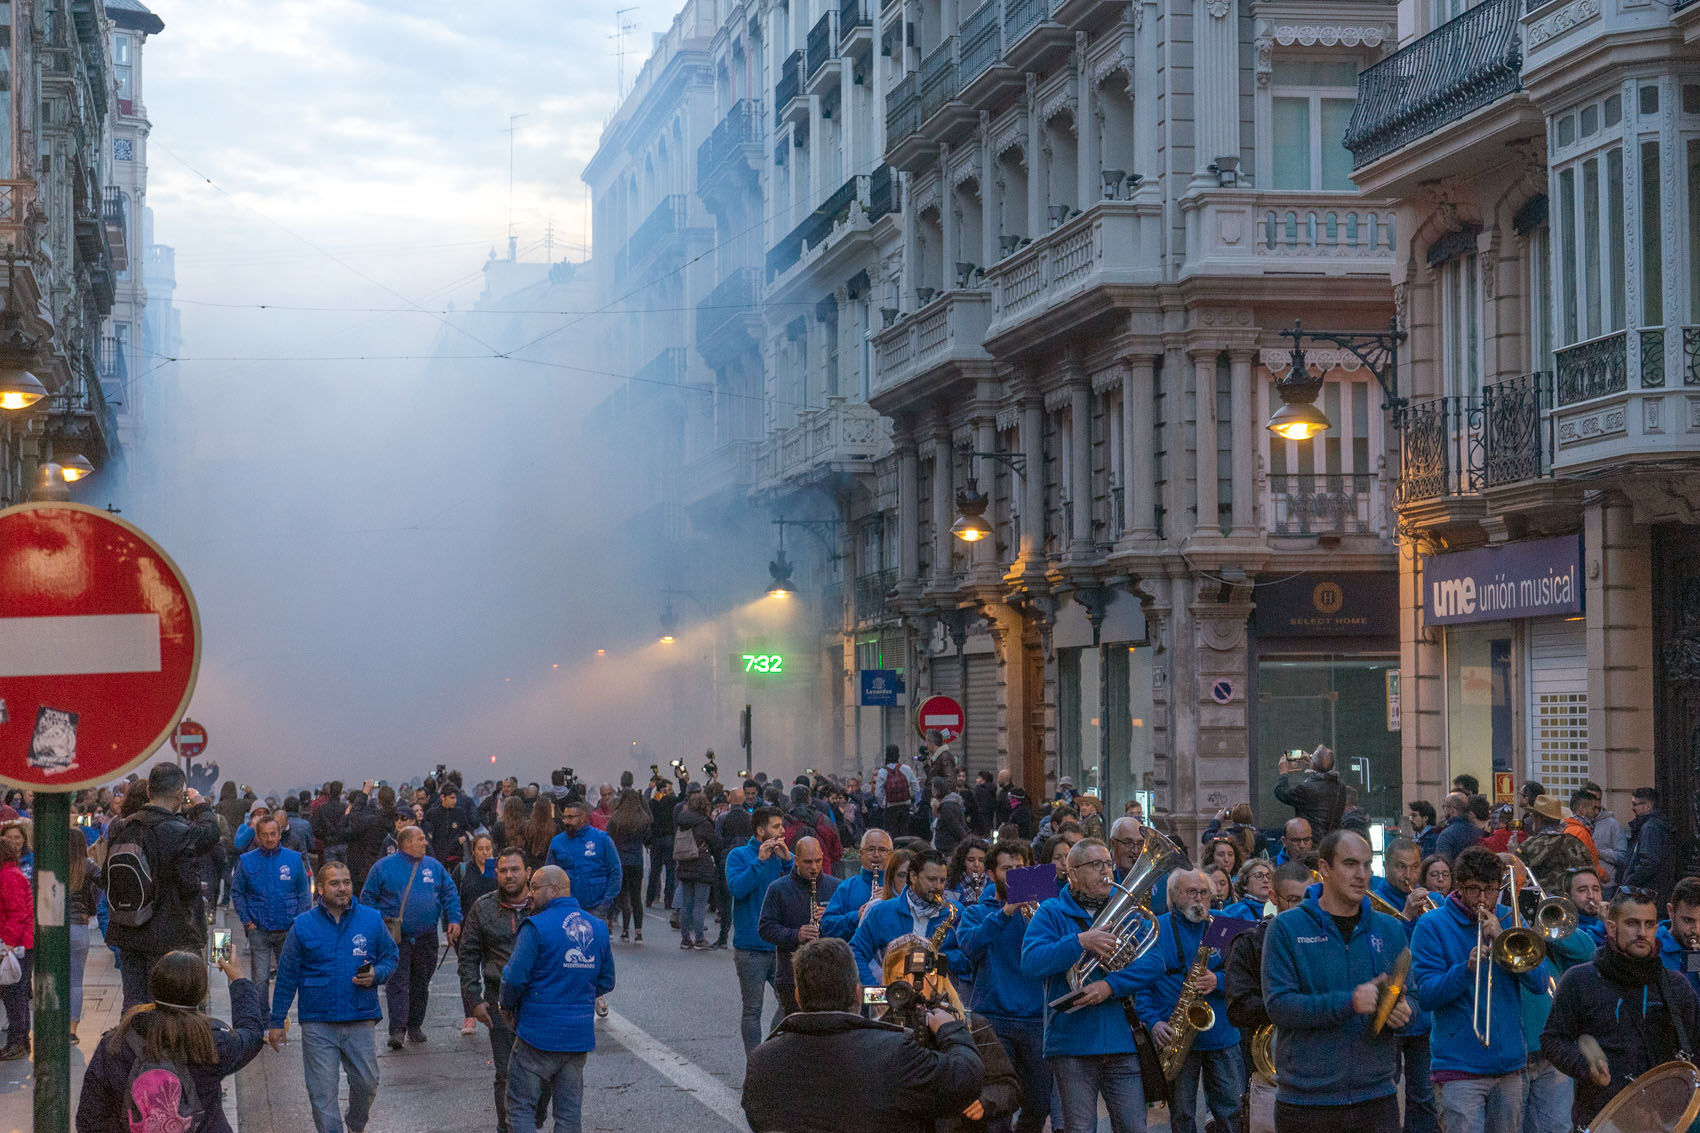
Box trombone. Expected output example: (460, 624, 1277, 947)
(1472, 860, 1548, 1045)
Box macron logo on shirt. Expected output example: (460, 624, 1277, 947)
(1295, 935, 1329, 944)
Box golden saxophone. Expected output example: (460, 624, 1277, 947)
(1158, 919, 1218, 1080)
(931, 901, 959, 951)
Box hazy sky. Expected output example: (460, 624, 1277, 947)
(109, 1, 709, 790)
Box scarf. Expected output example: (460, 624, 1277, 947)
(1595, 939, 1666, 989)
(907, 889, 945, 936)
(958, 874, 988, 904)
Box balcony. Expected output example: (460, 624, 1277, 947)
(982, 198, 1161, 346)
(1344, 0, 1525, 169)
(885, 72, 924, 165)
(920, 37, 960, 121)
(807, 12, 839, 85)
(839, 0, 872, 46)
(696, 267, 762, 366)
(758, 399, 887, 490)
(97, 334, 127, 390)
(775, 50, 804, 128)
(1267, 473, 1380, 537)
(766, 172, 878, 287)
(1182, 191, 1397, 278)
(868, 163, 898, 223)
(870, 288, 994, 408)
(698, 100, 762, 204)
(103, 187, 127, 274)
(960, 1, 1005, 86)
(633, 347, 686, 391)
(1549, 326, 1700, 474)
(627, 195, 691, 273)
(1397, 375, 1553, 508)
(854, 569, 899, 624)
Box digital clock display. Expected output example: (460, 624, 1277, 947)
(740, 653, 784, 674)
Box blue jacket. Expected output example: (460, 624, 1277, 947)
(1020, 885, 1140, 1056)
(820, 868, 879, 940)
(726, 838, 791, 951)
(268, 899, 399, 1028)
(232, 845, 311, 933)
(1658, 923, 1700, 997)
(1126, 912, 1239, 1053)
(1578, 913, 1606, 947)
(499, 894, 615, 1054)
(1367, 876, 1432, 1035)
(1434, 817, 1482, 863)
(850, 892, 967, 986)
(957, 886, 1042, 1021)
(1219, 898, 1264, 924)
(545, 827, 622, 913)
(1410, 896, 1553, 1076)
(358, 852, 462, 938)
(1261, 896, 1407, 1105)
(234, 823, 256, 853)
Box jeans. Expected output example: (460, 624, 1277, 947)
(1275, 1095, 1400, 1132)
(248, 926, 292, 1016)
(384, 930, 438, 1035)
(1522, 1055, 1573, 1133)
(69, 922, 90, 1023)
(0, 949, 30, 1044)
(645, 844, 675, 907)
(1051, 1052, 1147, 1133)
(1171, 1045, 1243, 1133)
(119, 948, 166, 1012)
(1436, 1072, 1525, 1133)
(506, 1037, 587, 1133)
(1396, 1032, 1439, 1133)
(986, 1015, 1049, 1133)
(676, 881, 710, 942)
(733, 948, 781, 1053)
(301, 1020, 379, 1133)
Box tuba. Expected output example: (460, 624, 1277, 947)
(1049, 828, 1188, 1012)
(1251, 1024, 1277, 1084)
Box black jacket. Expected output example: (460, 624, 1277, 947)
(422, 800, 472, 865)
(742, 1011, 984, 1133)
(970, 784, 997, 837)
(648, 792, 678, 844)
(758, 871, 841, 988)
(104, 804, 221, 954)
(1623, 811, 1678, 907)
(719, 805, 754, 849)
(674, 810, 723, 885)
(457, 889, 529, 1006)
(1224, 918, 1271, 1032)
(1272, 770, 1346, 836)
(936, 1012, 1022, 1133)
(1543, 945, 1700, 1125)
(344, 804, 387, 891)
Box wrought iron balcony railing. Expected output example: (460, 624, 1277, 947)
(1481, 372, 1550, 486)
(886, 72, 921, 143)
(868, 163, 898, 223)
(920, 37, 960, 120)
(1397, 373, 1551, 505)
(696, 267, 760, 353)
(698, 100, 759, 185)
(1268, 473, 1377, 535)
(767, 174, 871, 280)
(1343, 0, 1524, 168)
(839, 0, 871, 38)
(1554, 330, 1627, 406)
(854, 569, 899, 622)
(1006, 0, 1050, 43)
(775, 50, 804, 126)
(807, 12, 837, 79)
(627, 195, 684, 267)
(960, 1, 1004, 84)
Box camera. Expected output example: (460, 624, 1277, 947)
(703, 759, 718, 781)
(550, 766, 584, 800)
(436, 764, 447, 779)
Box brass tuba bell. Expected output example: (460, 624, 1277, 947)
(1049, 828, 1188, 1012)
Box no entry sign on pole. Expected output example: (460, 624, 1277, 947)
(170, 718, 208, 761)
(915, 694, 964, 742)
(0, 502, 202, 790)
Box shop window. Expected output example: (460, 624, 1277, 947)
(1445, 628, 1514, 793)
(1060, 644, 1154, 816)
(1256, 657, 1403, 824)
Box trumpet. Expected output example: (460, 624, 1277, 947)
(1515, 867, 1579, 941)
(1473, 862, 1548, 1046)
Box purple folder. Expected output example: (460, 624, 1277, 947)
(1203, 916, 1257, 951)
(1005, 864, 1062, 905)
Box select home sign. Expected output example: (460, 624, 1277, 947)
(1423, 534, 1584, 626)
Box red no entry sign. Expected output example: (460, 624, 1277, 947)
(915, 694, 964, 742)
(0, 502, 201, 790)
(170, 718, 208, 760)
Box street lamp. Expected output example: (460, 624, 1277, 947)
(764, 516, 842, 596)
(1266, 317, 1407, 441)
(0, 369, 45, 411)
(767, 549, 797, 598)
(949, 451, 1027, 542)
(658, 601, 679, 644)
(58, 452, 95, 483)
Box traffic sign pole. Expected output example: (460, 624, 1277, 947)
(33, 791, 69, 1133)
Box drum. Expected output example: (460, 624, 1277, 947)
(1583, 1060, 1700, 1133)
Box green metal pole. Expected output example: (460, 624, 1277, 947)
(33, 790, 70, 1133)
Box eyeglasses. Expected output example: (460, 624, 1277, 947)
(1109, 837, 1142, 848)
(1456, 883, 1496, 897)
(1074, 859, 1114, 873)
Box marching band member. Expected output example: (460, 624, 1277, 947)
(1110, 817, 1167, 916)
(757, 836, 839, 1017)
(1410, 845, 1553, 1133)
(957, 839, 1048, 1133)
(1126, 869, 1240, 1133)
(818, 829, 892, 940)
(1566, 866, 1607, 947)
(1261, 829, 1411, 1132)
(1658, 875, 1700, 996)
(1020, 838, 1149, 1133)
(1224, 860, 1310, 1118)
(1542, 886, 1700, 1127)
(1221, 859, 1274, 923)
(850, 849, 965, 986)
(1517, 861, 1593, 1131)
(1365, 837, 1438, 1133)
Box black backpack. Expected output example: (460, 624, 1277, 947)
(121, 1030, 207, 1132)
(107, 820, 159, 929)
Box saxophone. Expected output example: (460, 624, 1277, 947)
(930, 901, 959, 951)
(1157, 919, 1218, 1081)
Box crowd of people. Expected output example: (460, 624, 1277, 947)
(4, 734, 1694, 1132)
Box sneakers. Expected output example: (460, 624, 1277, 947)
(634, 931, 644, 944)
(620, 930, 629, 942)
(711, 939, 729, 950)
(693, 939, 711, 951)
(595, 997, 609, 1019)
(460, 1018, 477, 1036)
(386, 1035, 405, 1051)
(407, 1027, 427, 1044)
(680, 937, 694, 949)
(669, 911, 680, 930)
(0, 1041, 27, 1061)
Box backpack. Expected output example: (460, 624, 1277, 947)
(121, 1030, 206, 1133)
(673, 823, 702, 863)
(882, 766, 910, 806)
(107, 822, 158, 929)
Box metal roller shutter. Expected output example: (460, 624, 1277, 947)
(1527, 618, 1589, 797)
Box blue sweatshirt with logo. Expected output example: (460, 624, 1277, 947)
(1410, 895, 1553, 1076)
(1367, 876, 1432, 1036)
(726, 838, 791, 951)
(819, 868, 879, 941)
(500, 894, 616, 1054)
(269, 899, 399, 1028)
(957, 886, 1042, 1020)
(232, 845, 311, 933)
(1126, 911, 1239, 1053)
(1020, 885, 1142, 1057)
(359, 852, 461, 938)
(849, 892, 968, 986)
(545, 827, 622, 913)
(1261, 895, 1408, 1105)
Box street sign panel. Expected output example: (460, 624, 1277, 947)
(170, 718, 208, 760)
(915, 694, 964, 742)
(0, 502, 201, 790)
(859, 669, 904, 707)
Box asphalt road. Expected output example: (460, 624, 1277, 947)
(237, 912, 759, 1132)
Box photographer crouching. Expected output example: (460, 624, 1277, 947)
(742, 937, 985, 1133)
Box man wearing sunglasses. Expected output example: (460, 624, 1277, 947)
(1543, 886, 1700, 1127)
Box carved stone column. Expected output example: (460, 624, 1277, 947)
(1192, 0, 1240, 185)
(1230, 348, 1257, 537)
(930, 417, 955, 587)
(1192, 349, 1219, 539)
(1122, 356, 1156, 541)
(1069, 377, 1093, 558)
(896, 420, 922, 588)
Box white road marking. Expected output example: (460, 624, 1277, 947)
(0, 613, 161, 677)
(603, 1008, 746, 1129)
